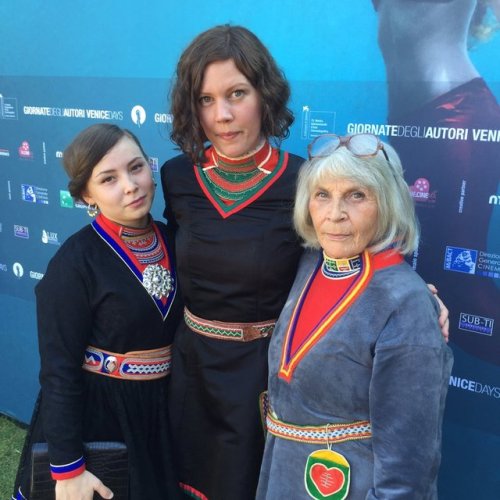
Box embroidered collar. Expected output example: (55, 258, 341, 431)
(322, 253, 362, 279)
(278, 248, 403, 382)
(91, 214, 177, 320)
(208, 140, 271, 173)
(98, 215, 167, 266)
(96, 214, 152, 238)
(194, 143, 289, 218)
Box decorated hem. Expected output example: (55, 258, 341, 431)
(13, 487, 27, 500)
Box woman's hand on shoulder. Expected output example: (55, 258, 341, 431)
(55, 470, 113, 500)
(427, 283, 450, 343)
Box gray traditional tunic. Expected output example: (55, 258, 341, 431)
(257, 249, 453, 499)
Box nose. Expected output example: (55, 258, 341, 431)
(215, 99, 233, 123)
(326, 199, 347, 221)
(123, 173, 138, 193)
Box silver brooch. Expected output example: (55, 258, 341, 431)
(142, 264, 174, 299)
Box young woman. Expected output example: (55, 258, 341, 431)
(161, 25, 303, 500)
(13, 124, 182, 500)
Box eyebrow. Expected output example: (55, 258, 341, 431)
(93, 156, 145, 178)
(200, 81, 252, 94)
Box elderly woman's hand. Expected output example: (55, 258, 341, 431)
(427, 284, 450, 343)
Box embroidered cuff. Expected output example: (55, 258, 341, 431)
(50, 455, 86, 480)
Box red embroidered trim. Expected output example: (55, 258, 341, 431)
(95, 214, 172, 305)
(279, 250, 374, 383)
(278, 249, 403, 383)
(211, 141, 272, 172)
(194, 148, 289, 219)
(203, 168, 269, 193)
(289, 273, 357, 356)
(179, 482, 209, 500)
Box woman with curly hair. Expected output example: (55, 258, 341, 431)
(161, 25, 304, 499)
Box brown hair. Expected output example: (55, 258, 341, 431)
(63, 123, 148, 202)
(170, 25, 294, 163)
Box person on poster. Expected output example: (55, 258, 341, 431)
(161, 24, 450, 500)
(256, 133, 453, 499)
(373, 0, 500, 365)
(13, 124, 182, 500)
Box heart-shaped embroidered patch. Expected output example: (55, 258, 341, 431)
(309, 463, 345, 496)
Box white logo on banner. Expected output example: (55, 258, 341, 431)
(13, 262, 24, 278)
(131, 105, 146, 127)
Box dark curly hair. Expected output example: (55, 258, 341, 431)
(170, 24, 294, 163)
(63, 123, 148, 202)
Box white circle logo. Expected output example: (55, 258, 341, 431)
(131, 105, 146, 127)
(13, 262, 24, 278)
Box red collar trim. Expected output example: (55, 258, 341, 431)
(278, 248, 403, 383)
(210, 142, 272, 173)
(194, 147, 289, 219)
(95, 214, 171, 274)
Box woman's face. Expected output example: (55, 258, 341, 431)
(308, 177, 379, 259)
(198, 58, 263, 158)
(82, 136, 155, 228)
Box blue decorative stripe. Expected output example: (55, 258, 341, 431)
(284, 253, 366, 364)
(14, 487, 27, 500)
(91, 219, 177, 320)
(92, 219, 142, 280)
(50, 455, 85, 474)
(284, 256, 322, 363)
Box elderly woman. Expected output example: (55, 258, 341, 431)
(256, 133, 453, 500)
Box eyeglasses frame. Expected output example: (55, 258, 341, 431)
(307, 133, 391, 165)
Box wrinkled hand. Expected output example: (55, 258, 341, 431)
(427, 283, 450, 343)
(55, 470, 113, 500)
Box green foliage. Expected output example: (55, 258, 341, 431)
(0, 414, 27, 499)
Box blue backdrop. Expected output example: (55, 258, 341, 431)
(1, 1, 499, 498)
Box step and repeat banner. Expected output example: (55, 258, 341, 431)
(1, 1, 499, 498)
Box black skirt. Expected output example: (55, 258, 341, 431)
(168, 321, 270, 500)
(14, 372, 181, 500)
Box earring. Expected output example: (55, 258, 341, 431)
(87, 203, 99, 217)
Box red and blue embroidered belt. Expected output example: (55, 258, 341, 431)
(184, 307, 276, 342)
(261, 393, 372, 445)
(82, 345, 172, 380)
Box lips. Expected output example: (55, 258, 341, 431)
(127, 195, 146, 208)
(325, 233, 350, 240)
(217, 132, 240, 140)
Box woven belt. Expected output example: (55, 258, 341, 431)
(184, 307, 276, 342)
(262, 393, 371, 445)
(82, 345, 172, 380)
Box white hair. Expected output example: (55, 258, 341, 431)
(294, 137, 419, 255)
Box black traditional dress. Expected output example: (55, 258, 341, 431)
(161, 142, 305, 499)
(13, 214, 182, 500)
